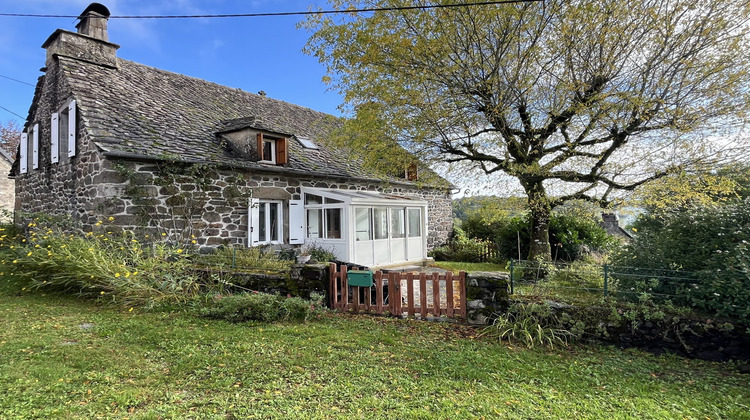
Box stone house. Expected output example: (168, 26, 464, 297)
(11, 3, 453, 268)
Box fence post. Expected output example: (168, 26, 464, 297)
(603, 264, 609, 297)
(510, 259, 515, 295)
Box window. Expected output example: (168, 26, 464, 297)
(21, 124, 39, 173)
(391, 208, 406, 238)
(373, 207, 388, 240)
(250, 199, 283, 245)
(304, 192, 344, 240)
(355, 208, 372, 241)
(408, 208, 421, 237)
(51, 100, 76, 163)
(19, 132, 27, 174)
(297, 136, 318, 149)
(256, 133, 287, 165)
(32, 123, 39, 170)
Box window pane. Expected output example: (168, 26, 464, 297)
(262, 140, 273, 161)
(325, 208, 342, 239)
(324, 197, 344, 204)
(305, 194, 322, 205)
(269, 202, 279, 242)
(258, 203, 267, 242)
(408, 208, 421, 237)
(355, 208, 372, 241)
(374, 208, 388, 239)
(391, 208, 405, 238)
(307, 209, 322, 238)
(59, 109, 69, 158)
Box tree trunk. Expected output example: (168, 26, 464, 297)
(522, 179, 552, 261)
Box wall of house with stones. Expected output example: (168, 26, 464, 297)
(0, 158, 15, 220)
(13, 59, 107, 226)
(88, 159, 453, 250)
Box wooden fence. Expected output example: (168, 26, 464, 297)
(329, 263, 467, 319)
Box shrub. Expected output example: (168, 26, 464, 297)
(612, 201, 750, 324)
(304, 243, 336, 263)
(429, 226, 499, 263)
(198, 292, 326, 323)
(193, 245, 293, 272)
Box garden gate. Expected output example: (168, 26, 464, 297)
(328, 263, 467, 320)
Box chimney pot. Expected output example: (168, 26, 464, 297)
(76, 3, 111, 41)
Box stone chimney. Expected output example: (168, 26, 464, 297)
(41, 3, 119, 68)
(601, 212, 632, 239)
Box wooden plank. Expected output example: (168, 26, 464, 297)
(329, 263, 337, 309)
(446, 271, 454, 317)
(375, 271, 384, 314)
(406, 272, 415, 317)
(364, 283, 372, 312)
(458, 271, 467, 317)
(432, 272, 440, 317)
(354, 284, 360, 313)
(419, 273, 427, 319)
(392, 273, 402, 316)
(341, 265, 348, 311)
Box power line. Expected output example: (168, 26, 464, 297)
(0, 74, 35, 87)
(0, 1, 542, 19)
(0, 105, 25, 119)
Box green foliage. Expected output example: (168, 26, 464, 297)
(482, 302, 571, 349)
(429, 226, 499, 263)
(303, 243, 337, 263)
(194, 245, 293, 272)
(198, 292, 326, 323)
(462, 208, 613, 261)
(612, 201, 750, 323)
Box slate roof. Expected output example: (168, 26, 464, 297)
(57, 56, 402, 182)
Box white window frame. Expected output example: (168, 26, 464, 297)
(304, 192, 345, 240)
(260, 138, 276, 164)
(249, 199, 284, 246)
(67, 100, 77, 158)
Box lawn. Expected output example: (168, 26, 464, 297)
(1, 284, 749, 419)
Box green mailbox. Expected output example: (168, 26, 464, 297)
(347, 270, 374, 287)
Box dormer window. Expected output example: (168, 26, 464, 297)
(256, 133, 287, 165)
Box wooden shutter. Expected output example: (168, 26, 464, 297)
(276, 137, 288, 165)
(32, 124, 39, 169)
(51, 113, 59, 164)
(248, 198, 260, 246)
(20, 133, 28, 174)
(67, 100, 76, 157)
(288, 199, 304, 244)
(256, 133, 263, 161)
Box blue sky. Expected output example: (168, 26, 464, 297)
(0, 0, 343, 128)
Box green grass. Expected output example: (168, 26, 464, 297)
(1, 281, 749, 419)
(433, 261, 507, 273)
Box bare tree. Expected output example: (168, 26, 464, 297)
(0, 120, 21, 159)
(305, 0, 750, 259)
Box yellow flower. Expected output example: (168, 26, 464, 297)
(108, 216, 114, 221)
(129, 307, 133, 312)
(124, 271, 130, 278)
(177, 249, 183, 254)
(100, 291, 105, 295)
(26, 252, 32, 256)
(96, 221, 102, 226)
(12, 260, 17, 264)
(191, 240, 197, 244)
(161, 233, 167, 237)
(115, 273, 120, 277)
(132, 271, 138, 276)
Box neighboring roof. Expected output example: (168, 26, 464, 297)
(0, 148, 13, 165)
(54, 56, 446, 186)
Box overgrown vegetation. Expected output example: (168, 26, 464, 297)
(198, 292, 327, 323)
(612, 200, 750, 324)
(481, 302, 571, 349)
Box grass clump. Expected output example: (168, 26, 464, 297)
(194, 245, 293, 272)
(482, 302, 571, 349)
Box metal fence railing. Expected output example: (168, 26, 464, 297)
(508, 260, 699, 304)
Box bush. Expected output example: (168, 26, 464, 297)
(481, 302, 571, 349)
(429, 226, 499, 263)
(198, 292, 326, 323)
(194, 245, 293, 271)
(612, 201, 750, 323)
(462, 211, 613, 261)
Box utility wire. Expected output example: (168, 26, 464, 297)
(0, 0, 542, 19)
(0, 105, 25, 119)
(0, 74, 35, 87)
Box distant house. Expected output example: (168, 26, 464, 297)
(0, 148, 15, 219)
(601, 213, 632, 240)
(11, 3, 453, 267)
